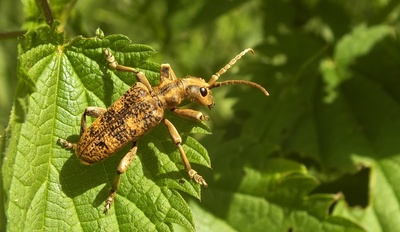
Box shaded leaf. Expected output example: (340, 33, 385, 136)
(320, 24, 393, 102)
(200, 157, 364, 232)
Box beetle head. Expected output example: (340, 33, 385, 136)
(182, 48, 269, 109)
(182, 77, 215, 109)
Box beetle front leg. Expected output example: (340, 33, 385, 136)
(163, 118, 208, 187)
(104, 49, 152, 92)
(104, 141, 138, 214)
(171, 108, 209, 121)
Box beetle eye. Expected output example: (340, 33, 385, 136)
(200, 87, 208, 97)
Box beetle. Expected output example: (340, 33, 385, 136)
(58, 48, 269, 213)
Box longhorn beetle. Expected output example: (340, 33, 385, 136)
(58, 48, 269, 213)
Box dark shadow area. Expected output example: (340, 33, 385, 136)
(101, 69, 114, 107)
(138, 134, 206, 190)
(59, 131, 199, 211)
(59, 136, 128, 208)
(285, 152, 321, 172)
(311, 167, 370, 208)
(13, 75, 36, 123)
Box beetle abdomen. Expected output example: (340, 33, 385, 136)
(77, 83, 163, 164)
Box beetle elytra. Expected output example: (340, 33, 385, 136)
(58, 48, 269, 213)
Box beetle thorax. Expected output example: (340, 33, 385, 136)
(154, 79, 186, 109)
(154, 77, 215, 110)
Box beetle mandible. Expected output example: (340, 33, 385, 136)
(58, 48, 269, 213)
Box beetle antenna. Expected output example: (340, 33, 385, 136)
(208, 48, 255, 86)
(210, 80, 269, 96)
(208, 48, 269, 96)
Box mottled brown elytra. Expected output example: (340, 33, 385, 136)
(58, 48, 269, 213)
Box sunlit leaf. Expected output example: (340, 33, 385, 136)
(3, 24, 210, 231)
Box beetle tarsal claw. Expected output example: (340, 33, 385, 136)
(103, 195, 114, 214)
(201, 115, 209, 121)
(57, 138, 74, 149)
(188, 169, 208, 187)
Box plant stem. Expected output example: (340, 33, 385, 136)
(36, 0, 53, 26)
(0, 30, 26, 40)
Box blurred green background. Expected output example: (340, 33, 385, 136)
(2, 1, 399, 144)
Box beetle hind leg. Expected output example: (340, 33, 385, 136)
(58, 107, 107, 151)
(163, 118, 208, 187)
(80, 107, 107, 136)
(104, 141, 138, 214)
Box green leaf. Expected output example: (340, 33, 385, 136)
(199, 157, 365, 232)
(332, 162, 400, 232)
(5, 1, 400, 231)
(3, 24, 211, 231)
(193, 17, 399, 230)
(320, 24, 393, 102)
(177, 200, 238, 232)
(234, 20, 400, 232)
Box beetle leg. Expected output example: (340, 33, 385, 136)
(104, 141, 138, 214)
(104, 49, 152, 92)
(160, 64, 178, 82)
(171, 108, 209, 121)
(81, 107, 107, 136)
(57, 138, 77, 150)
(163, 118, 208, 187)
(57, 107, 107, 151)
